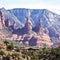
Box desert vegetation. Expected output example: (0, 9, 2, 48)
(0, 40, 60, 60)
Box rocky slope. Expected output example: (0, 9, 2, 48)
(8, 8, 60, 46)
(0, 8, 60, 47)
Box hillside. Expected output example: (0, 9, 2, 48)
(8, 8, 60, 47)
(0, 8, 60, 47)
(0, 40, 60, 60)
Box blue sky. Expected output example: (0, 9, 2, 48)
(0, 0, 60, 14)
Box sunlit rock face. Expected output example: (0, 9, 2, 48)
(5, 19, 11, 28)
(17, 31, 53, 47)
(33, 20, 42, 33)
(28, 33, 53, 47)
(13, 21, 17, 30)
(0, 8, 60, 47)
(25, 17, 32, 33)
(24, 10, 32, 34)
(0, 11, 5, 29)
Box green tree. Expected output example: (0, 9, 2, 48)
(2, 55, 11, 60)
(7, 43, 14, 50)
(15, 46, 20, 52)
(11, 52, 20, 60)
(3, 40, 10, 46)
(0, 50, 5, 56)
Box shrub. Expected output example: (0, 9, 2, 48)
(15, 46, 20, 52)
(7, 43, 14, 50)
(0, 50, 5, 56)
(3, 40, 9, 46)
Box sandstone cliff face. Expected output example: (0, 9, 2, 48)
(12, 28, 53, 47)
(0, 9, 53, 47)
(5, 19, 11, 28)
(0, 11, 5, 29)
(0, 11, 12, 38)
(25, 17, 32, 33)
(17, 18, 53, 47)
(8, 8, 60, 47)
(24, 10, 32, 33)
(34, 20, 42, 33)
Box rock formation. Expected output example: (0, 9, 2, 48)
(5, 19, 11, 28)
(0, 8, 54, 47)
(36, 20, 42, 32)
(0, 11, 5, 29)
(25, 10, 32, 33)
(13, 21, 17, 29)
(33, 19, 44, 35)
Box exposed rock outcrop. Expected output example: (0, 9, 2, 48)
(0, 8, 54, 47)
(24, 10, 32, 33)
(5, 19, 11, 28)
(0, 11, 5, 29)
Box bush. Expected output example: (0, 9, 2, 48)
(12, 52, 20, 59)
(0, 50, 5, 56)
(3, 40, 9, 45)
(7, 43, 14, 50)
(2, 55, 11, 60)
(15, 46, 20, 52)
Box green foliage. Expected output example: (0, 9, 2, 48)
(0, 40, 60, 60)
(0, 46, 4, 49)
(3, 40, 10, 45)
(12, 52, 20, 59)
(7, 43, 14, 50)
(22, 46, 60, 60)
(0, 50, 5, 56)
(15, 46, 20, 52)
(38, 47, 60, 60)
(2, 55, 11, 60)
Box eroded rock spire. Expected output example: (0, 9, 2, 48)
(25, 10, 32, 33)
(0, 11, 5, 29)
